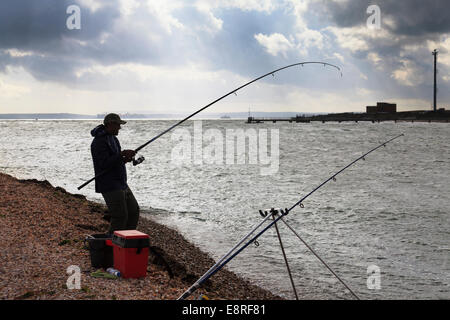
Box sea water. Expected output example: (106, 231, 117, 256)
(0, 119, 448, 299)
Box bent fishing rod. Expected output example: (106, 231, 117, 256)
(178, 133, 404, 300)
(77, 62, 341, 190)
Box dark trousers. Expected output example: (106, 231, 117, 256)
(102, 187, 140, 233)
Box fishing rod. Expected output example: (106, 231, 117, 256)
(77, 62, 341, 190)
(178, 133, 404, 300)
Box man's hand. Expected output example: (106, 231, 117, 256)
(121, 150, 136, 163)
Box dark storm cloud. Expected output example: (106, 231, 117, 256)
(4, 0, 448, 102)
(0, 0, 166, 82)
(0, 0, 123, 81)
(0, 1, 304, 86)
(312, 0, 450, 59)
(0, 0, 120, 52)
(317, 0, 450, 37)
(0, 0, 257, 84)
(308, 0, 450, 101)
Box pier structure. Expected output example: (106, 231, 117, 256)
(246, 110, 450, 124)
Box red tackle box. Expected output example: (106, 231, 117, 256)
(112, 230, 150, 279)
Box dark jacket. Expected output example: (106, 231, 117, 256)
(90, 124, 128, 193)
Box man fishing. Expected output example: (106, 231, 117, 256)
(90, 113, 140, 234)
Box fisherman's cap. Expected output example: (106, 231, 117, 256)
(104, 113, 127, 125)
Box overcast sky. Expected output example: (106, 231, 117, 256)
(1, 0, 450, 114)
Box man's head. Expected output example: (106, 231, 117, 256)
(103, 113, 126, 136)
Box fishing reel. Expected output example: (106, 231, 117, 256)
(259, 208, 289, 218)
(132, 155, 145, 166)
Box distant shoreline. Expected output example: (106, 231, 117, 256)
(0, 112, 321, 120)
(0, 118, 249, 121)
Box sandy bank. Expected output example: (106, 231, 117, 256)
(0, 172, 282, 300)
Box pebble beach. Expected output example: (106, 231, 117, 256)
(0, 172, 282, 300)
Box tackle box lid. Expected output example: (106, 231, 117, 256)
(113, 230, 149, 239)
(112, 230, 150, 248)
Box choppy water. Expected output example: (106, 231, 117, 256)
(0, 119, 449, 299)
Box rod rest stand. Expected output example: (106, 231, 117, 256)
(259, 208, 290, 218)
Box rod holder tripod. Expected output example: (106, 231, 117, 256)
(258, 207, 360, 300)
(259, 208, 289, 218)
(258, 208, 299, 300)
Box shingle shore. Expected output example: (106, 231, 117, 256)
(0, 172, 282, 300)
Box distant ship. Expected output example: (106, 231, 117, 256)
(220, 115, 231, 119)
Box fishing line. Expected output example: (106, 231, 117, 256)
(271, 214, 299, 300)
(279, 215, 360, 300)
(288, 134, 404, 212)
